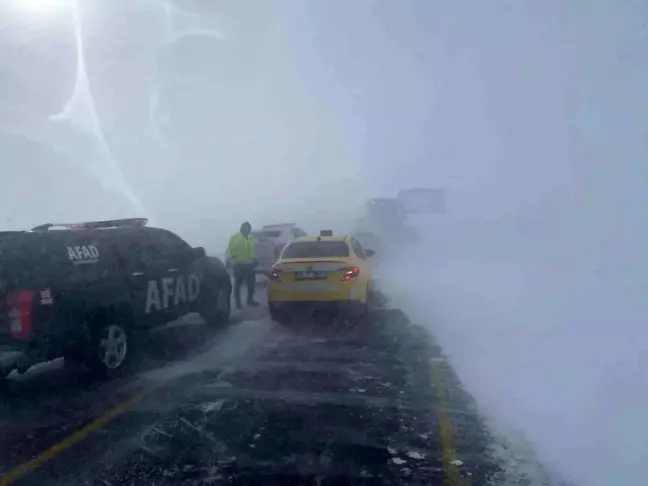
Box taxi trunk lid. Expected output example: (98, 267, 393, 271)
(274, 258, 355, 283)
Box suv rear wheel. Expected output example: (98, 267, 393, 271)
(99, 325, 129, 369)
(87, 318, 134, 378)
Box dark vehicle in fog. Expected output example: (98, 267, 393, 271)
(0, 218, 231, 379)
(252, 223, 308, 276)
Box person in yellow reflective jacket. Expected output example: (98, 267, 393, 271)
(226, 221, 259, 308)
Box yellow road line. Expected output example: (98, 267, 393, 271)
(0, 388, 152, 486)
(430, 359, 470, 486)
(2, 358, 468, 485)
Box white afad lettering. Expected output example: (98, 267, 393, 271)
(145, 273, 201, 313)
(174, 275, 187, 306)
(89, 245, 99, 258)
(161, 277, 174, 309)
(145, 280, 162, 314)
(188, 273, 201, 302)
(67, 245, 100, 265)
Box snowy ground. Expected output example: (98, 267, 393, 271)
(0, 300, 557, 485)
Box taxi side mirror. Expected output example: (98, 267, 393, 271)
(365, 249, 375, 258)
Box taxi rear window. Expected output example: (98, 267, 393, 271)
(282, 241, 349, 259)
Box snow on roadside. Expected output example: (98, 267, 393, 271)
(378, 234, 648, 486)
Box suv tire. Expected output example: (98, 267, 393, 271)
(86, 316, 134, 378)
(200, 276, 232, 327)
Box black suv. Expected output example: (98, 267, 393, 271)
(0, 218, 232, 379)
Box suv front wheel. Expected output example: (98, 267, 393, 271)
(200, 276, 232, 326)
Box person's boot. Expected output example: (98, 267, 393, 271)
(235, 300, 243, 310)
(247, 298, 260, 307)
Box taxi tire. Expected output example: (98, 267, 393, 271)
(269, 304, 291, 326)
(352, 286, 371, 321)
(348, 303, 368, 326)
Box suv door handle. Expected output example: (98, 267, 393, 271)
(168, 268, 180, 273)
(131, 271, 145, 277)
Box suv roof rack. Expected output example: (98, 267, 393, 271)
(31, 218, 148, 232)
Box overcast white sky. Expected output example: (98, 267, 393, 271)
(2, 1, 645, 238)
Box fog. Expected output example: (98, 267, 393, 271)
(1, 1, 646, 485)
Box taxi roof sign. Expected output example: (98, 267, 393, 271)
(319, 230, 333, 237)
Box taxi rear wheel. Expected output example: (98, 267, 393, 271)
(269, 304, 291, 325)
(348, 286, 370, 324)
(348, 302, 368, 325)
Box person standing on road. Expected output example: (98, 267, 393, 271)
(226, 221, 259, 309)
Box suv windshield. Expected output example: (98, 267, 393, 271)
(282, 241, 350, 259)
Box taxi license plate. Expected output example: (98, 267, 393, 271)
(294, 270, 327, 280)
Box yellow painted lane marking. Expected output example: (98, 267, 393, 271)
(2, 353, 469, 485)
(430, 359, 470, 486)
(0, 387, 153, 486)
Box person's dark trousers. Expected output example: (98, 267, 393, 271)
(233, 262, 256, 307)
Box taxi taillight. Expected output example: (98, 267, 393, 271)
(341, 267, 360, 281)
(269, 268, 281, 282)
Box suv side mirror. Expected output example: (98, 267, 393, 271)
(193, 247, 206, 258)
(365, 249, 375, 258)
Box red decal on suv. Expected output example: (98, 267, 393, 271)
(7, 291, 35, 340)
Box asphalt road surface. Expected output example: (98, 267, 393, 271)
(0, 304, 551, 486)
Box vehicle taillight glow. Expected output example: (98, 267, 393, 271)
(269, 268, 281, 282)
(6, 290, 35, 340)
(342, 267, 360, 281)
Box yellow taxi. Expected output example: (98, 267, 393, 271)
(267, 230, 375, 323)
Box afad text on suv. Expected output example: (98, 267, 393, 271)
(0, 218, 232, 380)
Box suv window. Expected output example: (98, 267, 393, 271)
(282, 241, 350, 259)
(291, 228, 307, 238)
(151, 230, 192, 258)
(119, 236, 167, 269)
(351, 238, 366, 259)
